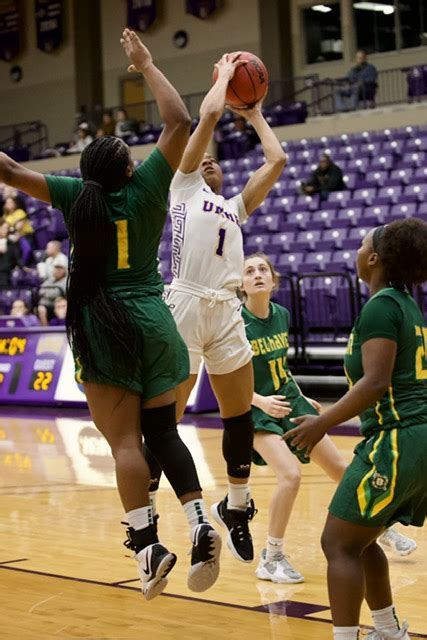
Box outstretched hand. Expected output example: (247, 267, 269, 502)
(282, 414, 327, 456)
(120, 28, 153, 73)
(214, 52, 247, 82)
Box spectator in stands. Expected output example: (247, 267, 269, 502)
(301, 154, 345, 200)
(36, 240, 68, 279)
(216, 114, 260, 160)
(0, 221, 20, 288)
(10, 298, 31, 317)
(115, 108, 137, 138)
(101, 111, 116, 136)
(49, 296, 67, 326)
(37, 254, 68, 323)
(68, 123, 93, 153)
(2, 195, 34, 238)
(334, 50, 378, 112)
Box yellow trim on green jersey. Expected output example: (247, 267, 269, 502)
(388, 387, 400, 422)
(370, 429, 399, 517)
(357, 431, 384, 515)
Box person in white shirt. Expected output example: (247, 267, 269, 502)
(36, 240, 68, 280)
(146, 53, 287, 564)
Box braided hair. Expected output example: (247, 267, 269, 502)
(66, 136, 139, 381)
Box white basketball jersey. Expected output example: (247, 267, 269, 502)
(169, 170, 248, 291)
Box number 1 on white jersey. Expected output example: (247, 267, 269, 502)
(215, 228, 226, 257)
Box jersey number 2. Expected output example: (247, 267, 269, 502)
(415, 325, 427, 380)
(115, 220, 130, 269)
(215, 228, 226, 257)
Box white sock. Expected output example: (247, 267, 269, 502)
(149, 491, 157, 516)
(333, 626, 360, 639)
(372, 605, 400, 636)
(266, 536, 283, 560)
(228, 483, 250, 510)
(183, 498, 209, 532)
(126, 505, 153, 531)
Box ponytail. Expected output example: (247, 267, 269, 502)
(66, 137, 140, 381)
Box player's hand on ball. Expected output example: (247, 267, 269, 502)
(260, 395, 292, 419)
(121, 28, 153, 73)
(283, 415, 326, 456)
(214, 52, 247, 82)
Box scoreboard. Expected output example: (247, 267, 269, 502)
(0, 326, 87, 406)
(0, 326, 218, 411)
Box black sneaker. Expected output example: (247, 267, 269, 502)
(123, 523, 176, 601)
(187, 523, 222, 592)
(211, 496, 257, 563)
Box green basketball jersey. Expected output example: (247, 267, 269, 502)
(45, 148, 173, 292)
(242, 302, 301, 403)
(344, 288, 427, 436)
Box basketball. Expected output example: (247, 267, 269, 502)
(212, 51, 269, 108)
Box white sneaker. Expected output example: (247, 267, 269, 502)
(135, 543, 177, 601)
(255, 549, 304, 584)
(379, 528, 417, 557)
(365, 620, 410, 639)
(187, 523, 222, 592)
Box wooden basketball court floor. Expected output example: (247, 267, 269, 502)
(0, 407, 425, 639)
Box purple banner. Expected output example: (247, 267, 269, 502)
(0, 0, 20, 61)
(186, 0, 218, 20)
(35, 0, 62, 53)
(127, 0, 157, 33)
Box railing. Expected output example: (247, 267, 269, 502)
(308, 65, 427, 116)
(0, 120, 49, 160)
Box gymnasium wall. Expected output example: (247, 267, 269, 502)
(290, 0, 427, 79)
(0, 0, 76, 146)
(101, 0, 261, 107)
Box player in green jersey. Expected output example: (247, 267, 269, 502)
(242, 253, 347, 583)
(0, 29, 221, 600)
(242, 253, 417, 586)
(285, 218, 427, 640)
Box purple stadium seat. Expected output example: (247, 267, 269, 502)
(327, 191, 351, 208)
(342, 227, 369, 250)
(278, 252, 305, 274)
(350, 188, 377, 207)
(386, 168, 413, 186)
(390, 203, 417, 218)
(327, 250, 357, 272)
(375, 186, 403, 204)
(405, 136, 427, 152)
(311, 209, 339, 229)
(343, 174, 357, 190)
(270, 231, 296, 253)
(300, 251, 331, 273)
(414, 167, 427, 180)
(347, 158, 369, 174)
(382, 140, 405, 155)
(293, 230, 322, 251)
(317, 228, 348, 250)
(404, 183, 427, 201)
(334, 208, 362, 228)
(286, 212, 308, 229)
(362, 205, 389, 225)
(369, 155, 394, 171)
(401, 151, 426, 168)
(245, 234, 270, 252)
(360, 142, 381, 157)
(295, 194, 320, 211)
(271, 196, 296, 214)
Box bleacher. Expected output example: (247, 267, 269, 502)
(1, 121, 426, 375)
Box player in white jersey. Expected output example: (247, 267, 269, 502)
(145, 53, 287, 563)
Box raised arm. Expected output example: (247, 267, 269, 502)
(237, 104, 287, 215)
(120, 29, 191, 172)
(178, 53, 246, 174)
(0, 152, 51, 203)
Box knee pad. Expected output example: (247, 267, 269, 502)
(222, 410, 254, 478)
